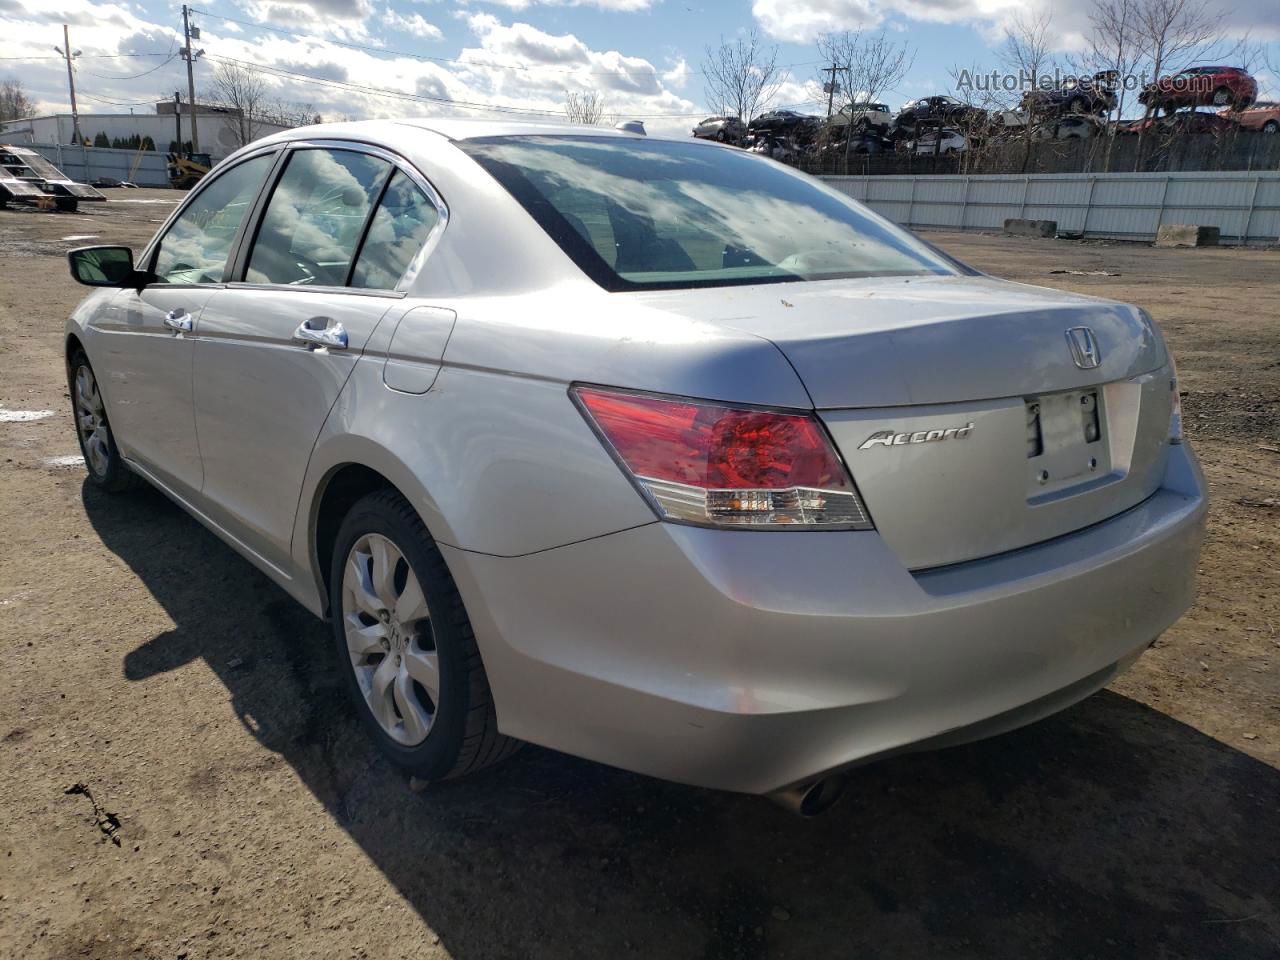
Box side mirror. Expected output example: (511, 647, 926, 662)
(67, 245, 144, 288)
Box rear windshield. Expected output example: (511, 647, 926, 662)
(458, 135, 962, 291)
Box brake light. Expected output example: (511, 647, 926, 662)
(573, 386, 872, 528)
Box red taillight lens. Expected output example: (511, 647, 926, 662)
(573, 386, 872, 528)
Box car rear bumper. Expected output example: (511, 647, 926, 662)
(443, 442, 1207, 795)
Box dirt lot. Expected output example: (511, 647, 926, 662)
(0, 190, 1276, 960)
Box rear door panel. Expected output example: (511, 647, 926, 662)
(191, 288, 394, 569)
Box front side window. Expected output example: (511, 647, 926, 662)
(246, 148, 390, 287)
(460, 135, 962, 291)
(350, 170, 440, 290)
(151, 153, 274, 284)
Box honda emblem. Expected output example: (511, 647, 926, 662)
(1065, 327, 1101, 369)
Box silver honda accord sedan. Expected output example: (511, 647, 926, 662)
(65, 119, 1206, 813)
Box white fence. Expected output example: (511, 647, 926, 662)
(24, 143, 171, 188)
(822, 171, 1280, 245)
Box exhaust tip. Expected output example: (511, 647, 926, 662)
(768, 775, 846, 817)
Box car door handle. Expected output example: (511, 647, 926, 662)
(163, 309, 193, 332)
(293, 317, 348, 350)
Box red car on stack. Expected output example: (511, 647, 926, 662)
(1223, 102, 1280, 134)
(1139, 66, 1258, 112)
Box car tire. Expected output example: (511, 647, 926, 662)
(55, 198, 79, 213)
(1264, 121, 1279, 134)
(329, 488, 520, 781)
(1069, 96, 1088, 113)
(1212, 87, 1231, 107)
(69, 350, 139, 494)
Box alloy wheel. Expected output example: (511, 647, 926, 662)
(74, 364, 110, 476)
(341, 532, 439, 746)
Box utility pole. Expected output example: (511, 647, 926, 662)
(174, 91, 183, 153)
(821, 64, 841, 120)
(181, 5, 200, 153)
(57, 24, 83, 145)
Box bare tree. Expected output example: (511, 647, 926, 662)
(1127, 0, 1225, 168)
(0, 78, 35, 124)
(563, 89, 607, 125)
(1000, 10, 1057, 172)
(948, 60, 1018, 173)
(815, 30, 914, 168)
(265, 99, 321, 128)
(209, 61, 269, 149)
(702, 28, 783, 122)
(1075, 0, 1142, 171)
(816, 31, 913, 121)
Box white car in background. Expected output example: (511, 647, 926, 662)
(910, 128, 968, 155)
(832, 102, 893, 132)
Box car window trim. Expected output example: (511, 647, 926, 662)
(226, 138, 449, 296)
(343, 166, 396, 287)
(138, 146, 283, 284)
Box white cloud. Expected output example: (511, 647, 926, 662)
(752, 0, 882, 44)
(662, 57, 691, 88)
(460, 0, 655, 12)
(237, 0, 376, 40)
(382, 7, 444, 40)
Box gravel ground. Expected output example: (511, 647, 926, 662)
(0, 191, 1276, 960)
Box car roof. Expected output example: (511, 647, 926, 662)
(254, 117, 657, 149)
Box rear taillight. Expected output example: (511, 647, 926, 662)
(573, 385, 872, 529)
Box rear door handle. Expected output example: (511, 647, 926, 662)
(293, 316, 348, 351)
(163, 309, 193, 333)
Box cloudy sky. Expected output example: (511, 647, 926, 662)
(3, 0, 1277, 137)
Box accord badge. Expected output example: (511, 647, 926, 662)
(860, 422, 974, 450)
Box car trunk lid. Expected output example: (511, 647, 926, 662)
(633, 276, 1173, 568)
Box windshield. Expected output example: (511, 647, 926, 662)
(459, 135, 962, 291)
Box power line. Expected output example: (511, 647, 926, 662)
(78, 92, 166, 106)
(0, 53, 175, 61)
(84, 48, 179, 81)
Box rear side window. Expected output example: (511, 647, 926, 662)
(151, 153, 274, 284)
(246, 148, 390, 287)
(350, 170, 440, 289)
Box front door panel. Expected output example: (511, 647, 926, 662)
(95, 285, 214, 497)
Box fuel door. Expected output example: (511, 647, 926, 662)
(382, 305, 458, 394)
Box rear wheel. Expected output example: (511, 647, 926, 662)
(329, 489, 519, 780)
(1212, 87, 1232, 107)
(69, 351, 137, 493)
(1069, 96, 1088, 113)
(1263, 120, 1278, 134)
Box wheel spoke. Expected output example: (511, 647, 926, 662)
(344, 553, 382, 618)
(344, 615, 387, 658)
(394, 574, 429, 625)
(86, 432, 109, 472)
(402, 647, 440, 703)
(368, 536, 400, 609)
(366, 654, 399, 730)
(393, 670, 431, 742)
(75, 367, 93, 409)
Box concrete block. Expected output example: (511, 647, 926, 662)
(1003, 218, 1057, 238)
(1155, 224, 1220, 248)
